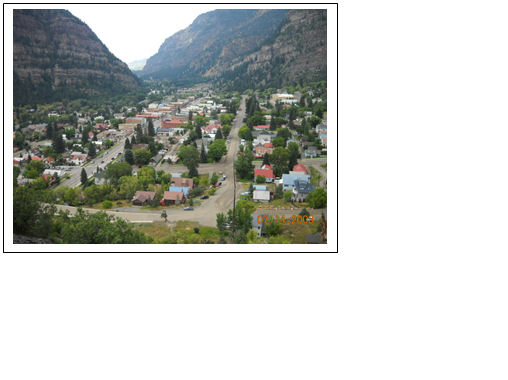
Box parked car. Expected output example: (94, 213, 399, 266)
(217, 182, 222, 186)
(222, 175, 227, 180)
(184, 207, 194, 211)
(200, 195, 209, 199)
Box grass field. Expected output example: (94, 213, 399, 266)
(135, 221, 221, 243)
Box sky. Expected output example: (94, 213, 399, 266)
(67, 5, 216, 64)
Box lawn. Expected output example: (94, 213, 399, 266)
(279, 216, 323, 243)
(309, 166, 322, 187)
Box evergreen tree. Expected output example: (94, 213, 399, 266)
(124, 138, 132, 150)
(88, 143, 96, 158)
(215, 127, 223, 140)
(188, 111, 193, 122)
(80, 168, 88, 186)
(262, 152, 270, 165)
(92, 132, 97, 141)
(53, 133, 66, 154)
(136, 125, 143, 142)
(147, 118, 155, 136)
(124, 149, 134, 165)
(195, 124, 202, 139)
(131, 135, 136, 144)
(270, 116, 276, 131)
(200, 144, 208, 163)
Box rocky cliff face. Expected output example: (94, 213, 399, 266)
(140, 9, 289, 83)
(14, 9, 140, 105)
(140, 9, 326, 90)
(216, 9, 327, 90)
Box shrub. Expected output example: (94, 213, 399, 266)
(194, 227, 200, 234)
(209, 188, 217, 196)
(256, 175, 266, 184)
(102, 200, 113, 209)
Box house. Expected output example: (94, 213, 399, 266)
(162, 119, 184, 129)
(282, 173, 311, 191)
(292, 180, 315, 202)
(70, 152, 87, 166)
(253, 134, 273, 146)
(251, 214, 265, 237)
(171, 177, 194, 189)
(254, 143, 274, 158)
(132, 191, 156, 206)
(271, 93, 296, 104)
(320, 134, 327, 147)
(253, 190, 271, 203)
(254, 167, 275, 183)
(253, 124, 270, 131)
(292, 163, 307, 174)
(169, 186, 190, 197)
(161, 191, 185, 205)
(304, 146, 320, 158)
(253, 185, 267, 191)
(43, 169, 63, 177)
(316, 122, 327, 134)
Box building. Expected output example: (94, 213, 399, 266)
(253, 190, 271, 202)
(271, 93, 297, 104)
(171, 177, 194, 189)
(70, 152, 87, 166)
(254, 142, 274, 158)
(254, 167, 275, 183)
(316, 122, 327, 134)
(253, 185, 267, 191)
(304, 146, 320, 158)
(320, 134, 327, 147)
(161, 191, 185, 205)
(282, 173, 311, 191)
(169, 186, 190, 197)
(132, 191, 156, 206)
(291, 180, 314, 202)
(292, 163, 307, 174)
(253, 124, 270, 131)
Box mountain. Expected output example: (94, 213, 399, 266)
(13, 9, 140, 105)
(140, 9, 326, 90)
(216, 9, 327, 90)
(128, 58, 147, 71)
(140, 9, 289, 83)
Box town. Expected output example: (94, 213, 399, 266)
(13, 81, 328, 244)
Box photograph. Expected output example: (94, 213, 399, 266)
(6, 4, 336, 251)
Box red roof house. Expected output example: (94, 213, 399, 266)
(254, 168, 275, 182)
(161, 191, 185, 205)
(253, 125, 270, 130)
(292, 163, 307, 174)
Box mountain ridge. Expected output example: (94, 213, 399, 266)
(14, 9, 140, 105)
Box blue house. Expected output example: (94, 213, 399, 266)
(169, 186, 189, 196)
(282, 173, 311, 191)
(292, 180, 315, 202)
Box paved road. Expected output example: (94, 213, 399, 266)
(58, 134, 131, 188)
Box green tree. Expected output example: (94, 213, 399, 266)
(124, 138, 132, 150)
(80, 168, 88, 186)
(262, 152, 270, 165)
(58, 209, 152, 244)
(256, 175, 266, 184)
(264, 221, 281, 236)
(137, 166, 156, 189)
(124, 149, 135, 165)
(272, 137, 285, 147)
(83, 184, 102, 206)
(221, 124, 231, 138)
(118, 176, 141, 199)
(210, 172, 219, 185)
(193, 114, 209, 128)
(147, 118, 155, 136)
(283, 190, 292, 202)
(161, 210, 168, 222)
(178, 145, 200, 177)
(24, 160, 45, 178)
(276, 127, 291, 142)
(13, 186, 55, 238)
(270, 147, 290, 177)
(200, 144, 208, 163)
(234, 147, 254, 180)
(105, 161, 132, 186)
(208, 139, 227, 162)
(274, 184, 284, 199)
(306, 188, 327, 208)
(288, 142, 300, 169)
(215, 127, 223, 140)
(134, 148, 151, 165)
(53, 133, 66, 154)
(14, 131, 25, 149)
(88, 143, 96, 158)
(270, 116, 277, 131)
(195, 124, 202, 139)
(238, 125, 253, 141)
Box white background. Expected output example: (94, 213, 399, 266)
(3, 1, 508, 379)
